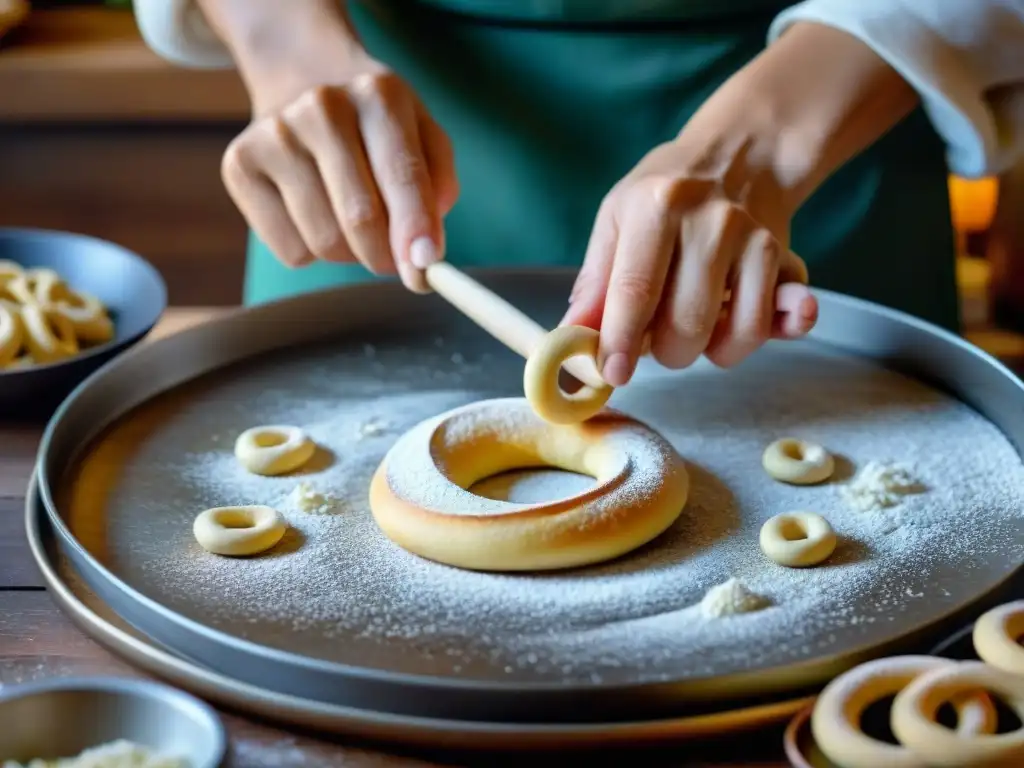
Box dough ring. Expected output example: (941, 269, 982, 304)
(0, 300, 22, 367)
(762, 438, 834, 485)
(0, 259, 23, 288)
(234, 425, 316, 476)
(15, 269, 114, 344)
(892, 660, 1024, 767)
(369, 397, 689, 572)
(759, 511, 836, 567)
(972, 599, 1024, 675)
(524, 325, 613, 424)
(19, 303, 79, 364)
(5, 267, 62, 305)
(193, 505, 287, 556)
(812, 655, 997, 768)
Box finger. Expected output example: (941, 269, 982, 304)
(221, 138, 313, 268)
(598, 186, 678, 386)
(649, 202, 737, 370)
(561, 197, 618, 330)
(705, 228, 779, 368)
(417, 105, 460, 217)
(353, 74, 441, 291)
(285, 88, 391, 274)
(771, 282, 818, 338)
(255, 119, 354, 266)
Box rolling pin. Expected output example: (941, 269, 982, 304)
(424, 262, 609, 390)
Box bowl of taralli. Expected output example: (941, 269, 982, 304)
(0, 228, 166, 418)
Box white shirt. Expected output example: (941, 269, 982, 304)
(135, 0, 1024, 178)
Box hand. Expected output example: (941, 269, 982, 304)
(220, 52, 458, 292)
(562, 134, 818, 387)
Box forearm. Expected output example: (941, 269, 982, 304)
(193, 0, 370, 112)
(677, 21, 918, 215)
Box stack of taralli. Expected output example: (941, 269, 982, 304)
(811, 599, 1024, 767)
(0, 261, 114, 369)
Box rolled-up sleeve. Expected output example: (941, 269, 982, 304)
(769, 0, 1024, 178)
(133, 0, 232, 69)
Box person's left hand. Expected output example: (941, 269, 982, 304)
(561, 134, 818, 387)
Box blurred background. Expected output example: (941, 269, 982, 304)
(1, 2, 1021, 331)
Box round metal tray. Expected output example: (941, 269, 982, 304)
(26, 474, 811, 749)
(35, 272, 1024, 725)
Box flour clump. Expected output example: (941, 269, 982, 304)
(840, 461, 923, 513)
(699, 578, 770, 618)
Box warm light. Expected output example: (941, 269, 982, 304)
(949, 175, 999, 233)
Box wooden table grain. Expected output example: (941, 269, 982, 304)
(3, 298, 1018, 767)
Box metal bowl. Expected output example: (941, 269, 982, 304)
(0, 228, 167, 420)
(0, 677, 226, 767)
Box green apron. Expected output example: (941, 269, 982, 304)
(244, 0, 959, 331)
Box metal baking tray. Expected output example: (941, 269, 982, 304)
(25, 473, 812, 749)
(35, 271, 1024, 724)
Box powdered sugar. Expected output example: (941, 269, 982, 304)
(70, 338, 1024, 687)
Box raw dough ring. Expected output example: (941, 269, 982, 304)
(972, 599, 1024, 675)
(19, 269, 114, 344)
(0, 300, 22, 367)
(892, 660, 1024, 767)
(523, 325, 613, 424)
(762, 438, 834, 485)
(759, 511, 837, 567)
(812, 656, 997, 768)
(19, 303, 79, 364)
(234, 425, 316, 476)
(369, 397, 689, 572)
(193, 505, 287, 556)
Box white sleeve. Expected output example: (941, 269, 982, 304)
(769, 0, 1024, 178)
(132, 0, 233, 69)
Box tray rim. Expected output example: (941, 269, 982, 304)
(31, 271, 1024, 710)
(23, 472, 814, 750)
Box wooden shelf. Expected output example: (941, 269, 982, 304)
(0, 8, 249, 122)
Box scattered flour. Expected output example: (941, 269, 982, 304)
(287, 482, 341, 515)
(2, 740, 188, 768)
(839, 460, 924, 513)
(699, 578, 770, 618)
(71, 339, 1024, 688)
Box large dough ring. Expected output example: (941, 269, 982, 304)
(19, 303, 79, 364)
(762, 437, 835, 485)
(193, 505, 287, 556)
(0, 300, 22, 367)
(234, 425, 316, 476)
(973, 599, 1024, 675)
(369, 397, 689, 572)
(892, 660, 1024, 767)
(759, 511, 836, 567)
(524, 325, 613, 424)
(812, 655, 997, 768)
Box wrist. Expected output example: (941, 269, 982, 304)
(196, 0, 373, 114)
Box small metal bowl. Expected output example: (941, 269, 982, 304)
(0, 227, 167, 420)
(0, 677, 226, 767)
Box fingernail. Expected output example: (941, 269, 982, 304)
(409, 237, 440, 270)
(602, 353, 633, 387)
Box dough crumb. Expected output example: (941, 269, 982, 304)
(356, 419, 388, 438)
(840, 460, 924, 513)
(700, 578, 770, 618)
(288, 482, 341, 515)
(2, 738, 189, 768)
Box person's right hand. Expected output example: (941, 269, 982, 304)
(221, 54, 459, 293)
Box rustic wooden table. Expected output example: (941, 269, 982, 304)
(2, 299, 1018, 767)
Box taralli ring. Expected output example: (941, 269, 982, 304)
(193, 505, 287, 556)
(370, 397, 689, 572)
(524, 325, 613, 424)
(234, 425, 316, 476)
(762, 438, 834, 485)
(0, 301, 22, 367)
(19, 303, 79, 364)
(812, 656, 997, 768)
(892, 660, 1024, 767)
(759, 511, 837, 567)
(972, 599, 1024, 675)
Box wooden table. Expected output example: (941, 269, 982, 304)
(2, 303, 1019, 767)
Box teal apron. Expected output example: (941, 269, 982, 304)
(244, 0, 959, 332)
